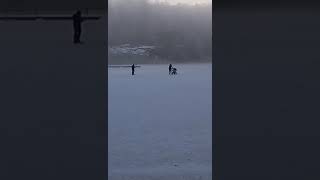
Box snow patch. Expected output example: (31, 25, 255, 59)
(109, 44, 156, 56)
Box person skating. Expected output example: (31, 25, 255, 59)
(169, 64, 172, 74)
(172, 67, 177, 75)
(131, 64, 135, 75)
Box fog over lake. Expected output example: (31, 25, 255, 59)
(108, 0, 212, 64)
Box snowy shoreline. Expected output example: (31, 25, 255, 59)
(108, 57, 212, 65)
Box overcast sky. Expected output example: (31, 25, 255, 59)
(0, 0, 211, 12)
(151, 0, 211, 5)
(0, 0, 106, 11)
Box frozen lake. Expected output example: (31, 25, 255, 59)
(108, 63, 212, 180)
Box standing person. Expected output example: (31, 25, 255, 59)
(73, 10, 84, 44)
(131, 64, 135, 75)
(169, 64, 172, 75)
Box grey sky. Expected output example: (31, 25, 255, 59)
(0, 0, 106, 11)
(151, 0, 211, 5)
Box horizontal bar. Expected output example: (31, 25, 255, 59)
(0, 16, 101, 21)
(108, 65, 141, 68)
(40, 17, 101, 20)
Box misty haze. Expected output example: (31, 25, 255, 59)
(108, 0, 212, 64)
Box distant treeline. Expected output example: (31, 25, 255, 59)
(108, 0, 212, 61)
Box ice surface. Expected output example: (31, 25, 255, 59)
(0, 17, 107, 179)
(108, 63, 212, 179)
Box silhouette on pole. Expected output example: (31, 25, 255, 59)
(73, 10, 84, 44)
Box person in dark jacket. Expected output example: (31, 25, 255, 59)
(131, 64, 135, 75)
(73, 10, 84, 44)
(172, 67, 177, 75)
(169, 64, 172, 74)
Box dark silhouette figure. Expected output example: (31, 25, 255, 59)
(131, 64, 135, 75)
(172, 68, 177, 75)
(73, 10, 84, 44)
(169, 64, 172, 74)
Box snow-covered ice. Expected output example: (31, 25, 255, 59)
(108, 63, 212, 180)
